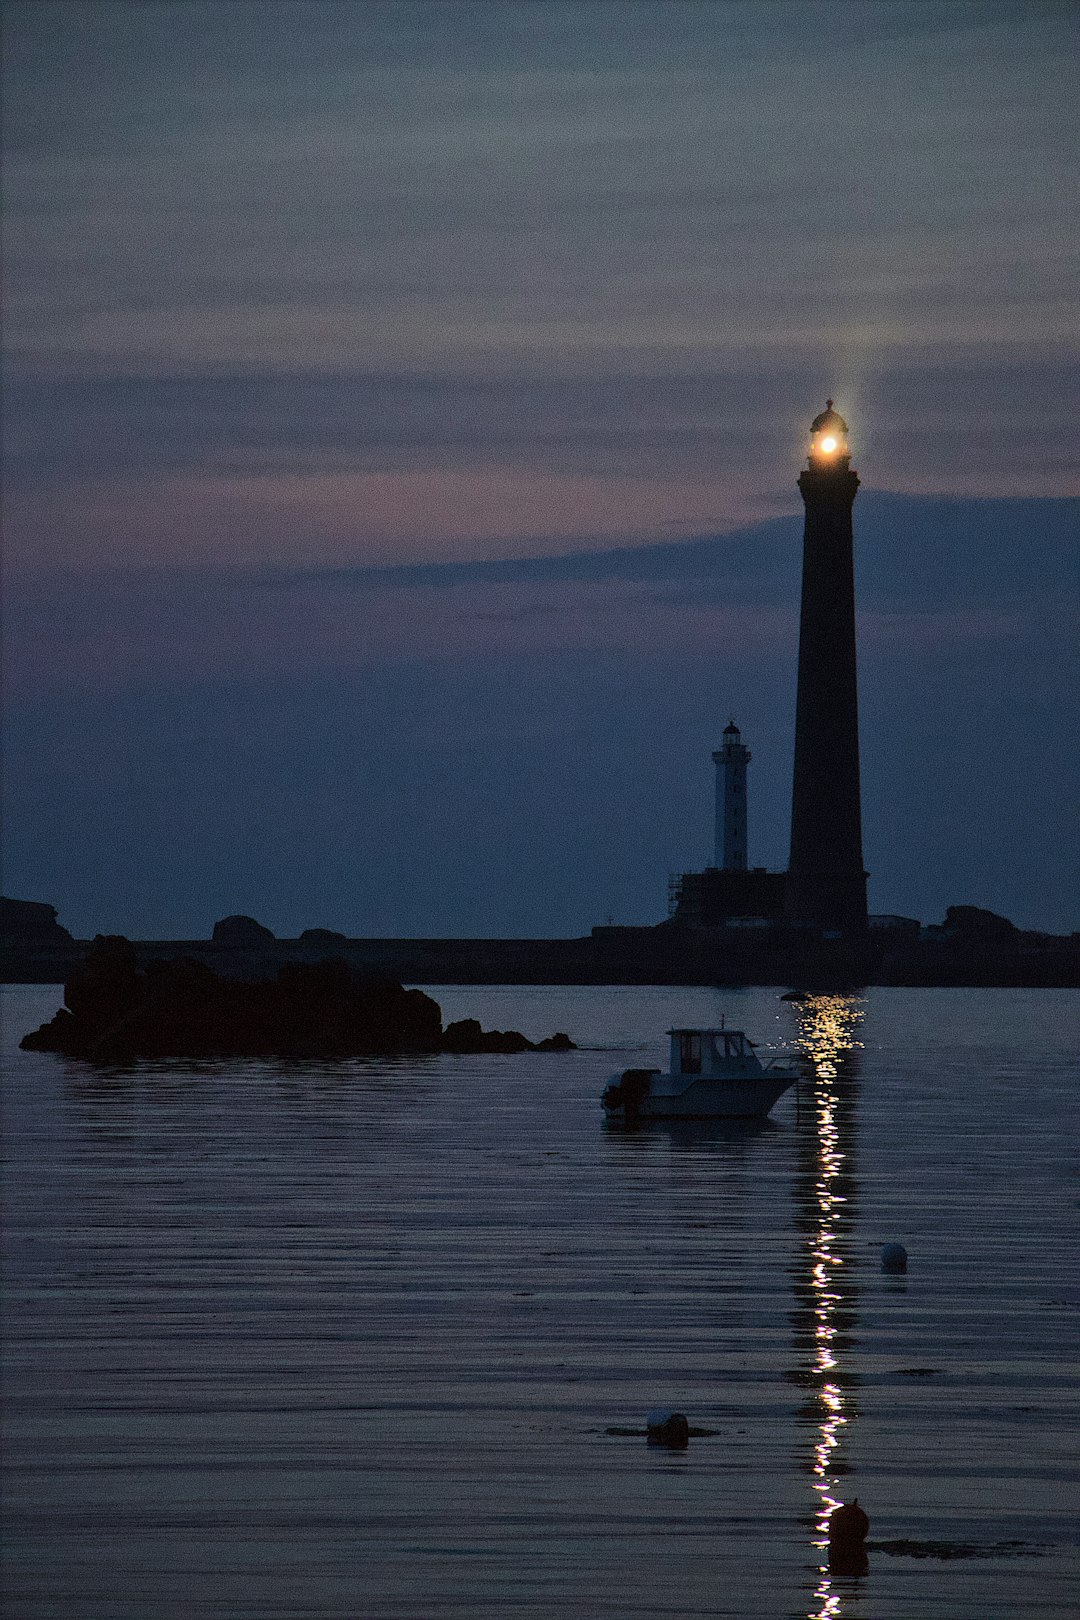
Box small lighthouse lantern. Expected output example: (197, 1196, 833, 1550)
(808, 400, 850, 468)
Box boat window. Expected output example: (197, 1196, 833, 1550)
(679, 1033, 702, 1074)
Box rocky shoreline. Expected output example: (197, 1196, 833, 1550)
(19, 936, 575, 1062)
(4, 899, 1078, 990)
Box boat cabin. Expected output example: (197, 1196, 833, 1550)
(668, 1026, 754, 1076)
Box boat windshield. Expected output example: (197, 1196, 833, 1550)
(679, 1032, 702, 1074)
(671, 1028, 749, 1069)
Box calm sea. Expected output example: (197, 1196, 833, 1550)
(2, 983, 1078, 1620)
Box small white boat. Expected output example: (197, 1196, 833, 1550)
(602, 1024, 799, 1121)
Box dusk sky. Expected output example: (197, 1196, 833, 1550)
(3, 0, 1078, 937)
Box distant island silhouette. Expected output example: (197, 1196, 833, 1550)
(3, 897, 1077, 991)
(19, 934, 575, 1062)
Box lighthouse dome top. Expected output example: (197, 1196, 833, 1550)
(806, 399, 853, 470)
(810, 399, 848, 433)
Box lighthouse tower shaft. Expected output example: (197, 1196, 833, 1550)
(713, 725, 750, 871)
(786, 433, 868, 933)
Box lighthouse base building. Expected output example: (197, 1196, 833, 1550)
(669, 718, 786, 927)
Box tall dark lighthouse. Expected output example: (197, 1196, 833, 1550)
(785, 401, 868, 933)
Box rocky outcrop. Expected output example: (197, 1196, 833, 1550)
(0, 897, 84, 984)
(20, 936, 575, 1061)
(441, 1018, 574, 1054)
(942, 905, 1018, 946)
(211, 914, 276, 947)
(0, 897, 74, 946)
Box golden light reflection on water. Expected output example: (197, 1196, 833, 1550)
(792, 996, 865, 1619)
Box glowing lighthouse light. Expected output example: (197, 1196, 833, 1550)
(808, 400, 849, 466)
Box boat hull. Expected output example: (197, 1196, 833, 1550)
(606, 1071, 797, 1120)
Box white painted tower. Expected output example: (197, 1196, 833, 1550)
(712, 720, 750, 871)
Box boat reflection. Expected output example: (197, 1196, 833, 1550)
(603, 1113, 779, 1149)
(788, 995, 865, 1618)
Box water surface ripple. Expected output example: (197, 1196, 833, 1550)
(3, 984, 1078, 1618)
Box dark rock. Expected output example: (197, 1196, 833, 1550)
(299, 928, 349, 947)
(22, 938, 441, 1059)
(441, 1018, 532, 1053)
(211, 914, 276, 946)
(440, 1017, 485, 1051)
(0, 897, 74, 946)
(646, 1410, 690, 1448)
(942, 905, 1018, 944)
(64, 935, 142, 1026)
(478, 1029, 534, 1053)
(20, 939, 576, 1062)
(441, 1017, 567, 1055)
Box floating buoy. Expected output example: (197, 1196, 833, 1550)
(828, 1499, 869, 1545)
(646, 1409, 690, 1448)
(881, 1242, 908, 1273)
(827, 1498, 870, 1574)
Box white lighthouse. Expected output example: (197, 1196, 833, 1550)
(713, 721, 750, 871)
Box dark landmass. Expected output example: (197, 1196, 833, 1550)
(3, 898, 1077, 989)
(18, 936, 575, 1062)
